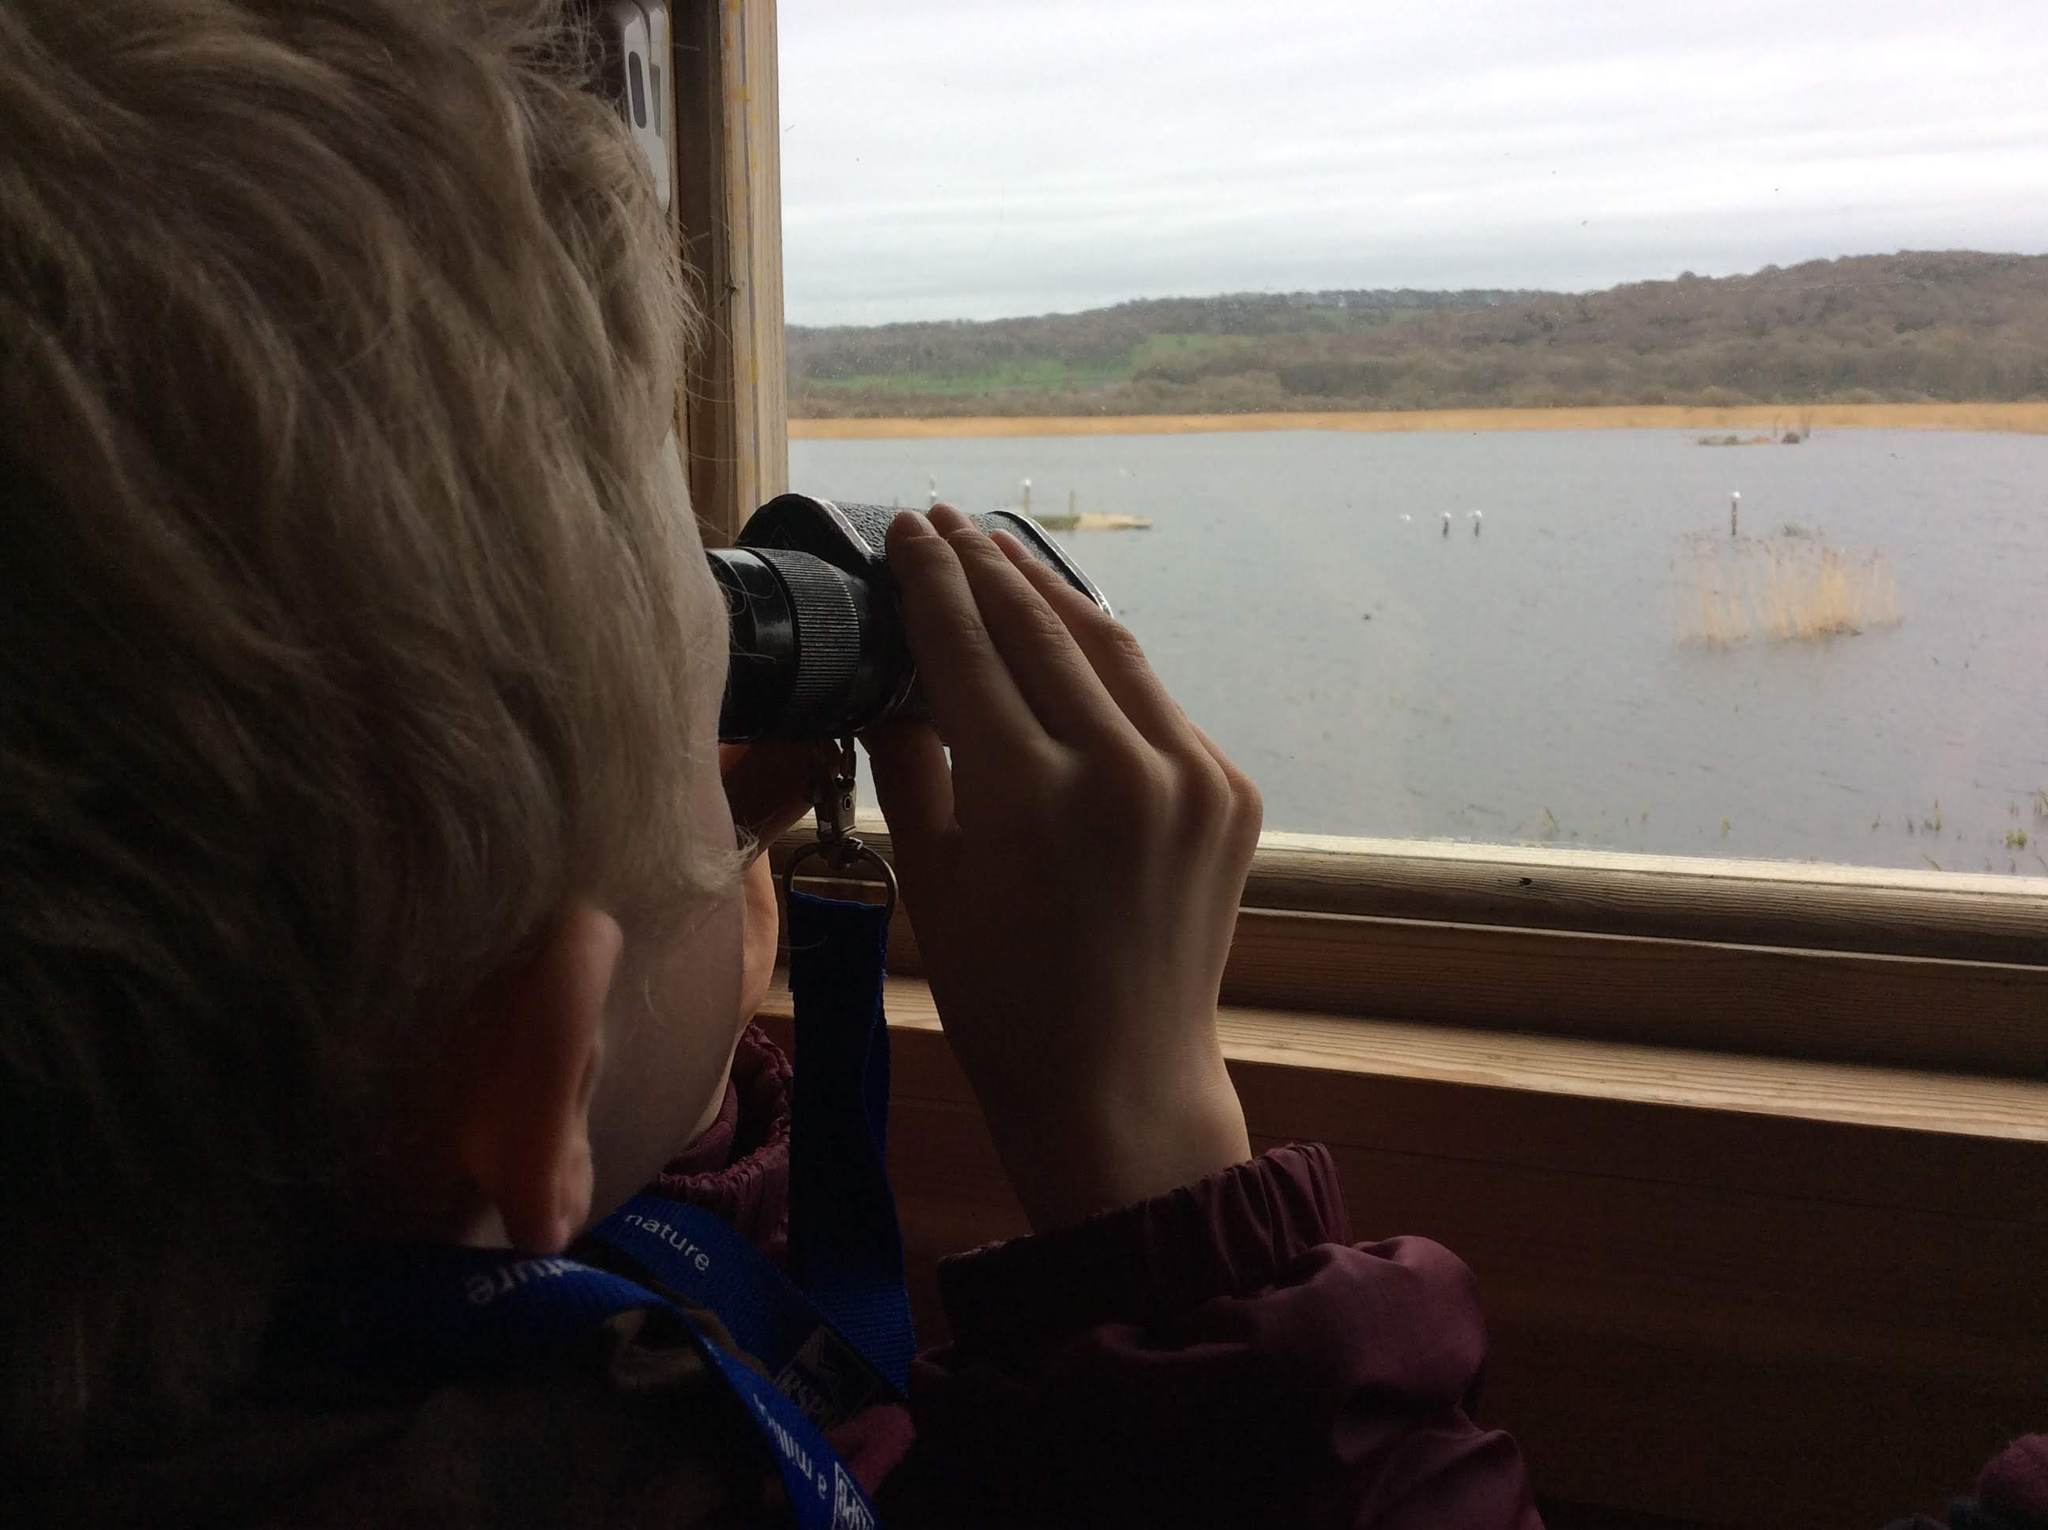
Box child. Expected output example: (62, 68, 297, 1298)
(0, 2, 1544, 1524)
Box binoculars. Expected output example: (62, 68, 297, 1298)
(709, 495, 1109, 741)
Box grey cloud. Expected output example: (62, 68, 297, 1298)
(779, 0, 2048, 324)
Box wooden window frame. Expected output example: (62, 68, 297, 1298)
(672, 6, 2048, 1524)
(671, 0, 787, 544)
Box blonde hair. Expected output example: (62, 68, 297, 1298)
(0, 0, 715, 1461)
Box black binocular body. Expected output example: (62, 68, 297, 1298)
(710, 495, 1110, 741)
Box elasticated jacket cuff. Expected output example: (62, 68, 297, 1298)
(1980, 1435, 2048, 1527)
(937, 1142, 1350, 1367)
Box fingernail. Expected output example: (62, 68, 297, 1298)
(891, 512, 934, 539)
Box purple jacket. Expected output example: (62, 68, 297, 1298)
(14, 1024, 1538, 1528)
(18, 1026, 2040, 1527)
(1888, 1436, 2048, 1530)
(650, 1026, 1542, 1527)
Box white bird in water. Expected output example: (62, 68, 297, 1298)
(1399, 513, 1412, 524)
(1470, 509, 1484, 537)
(1441, 511, 1453, 538)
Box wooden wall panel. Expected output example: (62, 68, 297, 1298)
(757, 988, 2048, 1529)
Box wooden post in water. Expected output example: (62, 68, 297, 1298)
(1441, 511, 1452, 538)
(1730, 490, 1741, 539)
(1020, 477, 1031, 515)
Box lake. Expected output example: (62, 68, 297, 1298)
(790, 427, 2048, 875)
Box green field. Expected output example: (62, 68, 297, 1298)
(801, 333, 1247, 398)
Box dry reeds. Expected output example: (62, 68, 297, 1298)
(1680, 534, 1900, 646)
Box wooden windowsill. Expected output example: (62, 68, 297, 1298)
(782, 820, 2048, 963)
(758, 971, 2048, 1228)
(757, 973, 2048, 1161)
(775, 825, 2048, 1077)
(1246, 830, 2048, 963)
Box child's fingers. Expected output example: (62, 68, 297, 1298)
(929, 508, 1140, 753)
(992, 533, 1208, 760)
(1186, 718, 1264, 852)
(719, 740, 816, 853)
(886, 513, 1044, 758)
(863, 720, 956, 849)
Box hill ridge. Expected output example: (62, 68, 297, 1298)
(787, 251, 2048, 417)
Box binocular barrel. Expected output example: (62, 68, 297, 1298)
(709, 495, 1108, 742)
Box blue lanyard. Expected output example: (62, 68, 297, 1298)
(279, 888, 912, 1530)
(782, 883, 916, 1390)
(304, 1242, 880, 1528)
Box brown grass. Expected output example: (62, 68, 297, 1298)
(791, 402, 2048, 440)
(1681, 537, 1902, 647)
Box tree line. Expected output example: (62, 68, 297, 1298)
(786, 251, 2048, 417)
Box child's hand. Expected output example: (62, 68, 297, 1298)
(865, 506, 1258, 1231)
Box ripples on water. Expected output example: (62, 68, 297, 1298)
(792, 427, 2048, 874)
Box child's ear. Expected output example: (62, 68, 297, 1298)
(454, 903, 623, 1254)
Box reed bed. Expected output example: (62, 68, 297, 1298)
(1680, 535, 1901, 646)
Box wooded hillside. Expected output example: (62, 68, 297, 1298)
(787, 252, 2048, 417)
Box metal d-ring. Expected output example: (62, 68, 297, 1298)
(781, 833, 899, 917)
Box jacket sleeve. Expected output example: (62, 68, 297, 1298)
(1884, 1436, 2048, 1530)
(888, 1143, 1541, 1530)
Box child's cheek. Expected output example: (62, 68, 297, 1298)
(586, 883, 749, 1218)
(738, 855, 779, 1024)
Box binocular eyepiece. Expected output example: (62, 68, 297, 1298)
(709, 494, 1111, 742)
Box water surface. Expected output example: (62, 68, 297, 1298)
(791, 427, 2048, 873)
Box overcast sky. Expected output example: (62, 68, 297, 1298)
(776, 0, 2048, 326)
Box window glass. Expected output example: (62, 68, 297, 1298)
(780, 0, 2048, 875)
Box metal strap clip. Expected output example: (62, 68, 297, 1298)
(782, 737, 897, 913)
